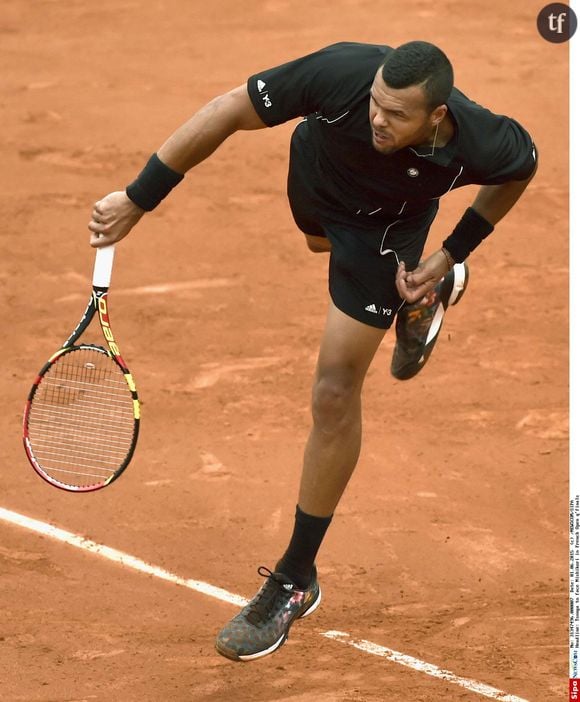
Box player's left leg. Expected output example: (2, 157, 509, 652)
(215, 302, 386, 662)
(295, 303, 385, 516)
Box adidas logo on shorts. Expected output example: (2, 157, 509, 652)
(365, 303, 393, 316)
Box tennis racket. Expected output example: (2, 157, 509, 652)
(23, 246, 140, 492)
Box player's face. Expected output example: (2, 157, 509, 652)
(369, 69, 437, 155)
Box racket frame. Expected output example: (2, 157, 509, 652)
(23, 247, 140, 492)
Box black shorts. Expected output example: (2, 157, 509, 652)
(287, 122, 439, 330)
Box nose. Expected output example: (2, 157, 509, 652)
(372, 109, 389, 130)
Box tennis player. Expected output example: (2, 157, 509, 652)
(88, 41, 537, 661)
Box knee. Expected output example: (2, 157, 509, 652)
(311, 370, 359, 432)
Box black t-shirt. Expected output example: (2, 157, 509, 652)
(247, 42, 536, 220)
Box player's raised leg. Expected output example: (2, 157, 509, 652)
(391, 261, 469, 380)
(215, 302, 386, 661)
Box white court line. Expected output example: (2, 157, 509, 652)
(322, 632, 529, 702)
(0, 507, 529, 702)
(0, 507, 247, 609)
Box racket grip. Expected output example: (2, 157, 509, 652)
(93, 245, 116, 288)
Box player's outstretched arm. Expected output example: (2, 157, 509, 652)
(89, 84, 266, 247)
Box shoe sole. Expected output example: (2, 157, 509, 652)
(216, 586, 322, 663)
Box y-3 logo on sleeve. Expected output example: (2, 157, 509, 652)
(257, 79, 272, 108)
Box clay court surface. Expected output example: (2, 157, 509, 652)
(0, 1, 568, 700)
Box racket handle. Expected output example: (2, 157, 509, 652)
(93, 245, 116, 288)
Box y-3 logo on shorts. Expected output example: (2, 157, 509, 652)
(257, 79, 272, 108)
(365, 304, 392, 316)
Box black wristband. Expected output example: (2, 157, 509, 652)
(442, 207, 494, 263)
(126, 153, 184, 211)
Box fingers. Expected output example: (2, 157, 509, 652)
(402, 281, 432, 304)
(88, 218, 111, 247)
(89, 201, 116, 247)
(88, 194, 122, 245)
(89, 230, 116, 248)
(89, 200, 109, 238)
(395, 261, 407, 292)
(405, 264, 433, 289)
(395, 260, 438, 304)
(395, 260, 406, 284)
(395, 261, 416, 302)
(397, 278, 429, 304)
(88, 191, 144, 247)
(91, 206, 105, 223)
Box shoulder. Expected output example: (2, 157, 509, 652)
(449, 88, 535, 181)
(306, 43, 392, 110)
(311, 41, 392, 61)
(247, 42, 392, 125)
(448, 88, 511, 137)
(292, 42, 392, 82)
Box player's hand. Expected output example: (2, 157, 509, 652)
(88, 191, 145, 248)
(396, 249, 451, 304)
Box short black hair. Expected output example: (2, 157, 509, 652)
(381, 41, 453, 111)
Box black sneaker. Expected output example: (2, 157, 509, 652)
(391, 262, 469, 380)
(215, 566, 321, 662)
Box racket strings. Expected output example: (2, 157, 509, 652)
(27, 347, 136, 486)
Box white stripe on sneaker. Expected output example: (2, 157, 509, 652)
(448, 263, 466, 306)
(238, 632, 287, 661)
(425, 303, 445, 346)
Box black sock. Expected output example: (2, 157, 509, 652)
(276, 505, 333, 589)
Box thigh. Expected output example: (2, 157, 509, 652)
(315, 301, 387, 389)
(326, 226, 403, 331)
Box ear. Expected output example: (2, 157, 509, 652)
(431, 104, 448, 126)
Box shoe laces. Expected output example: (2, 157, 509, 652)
(244, 566, 295, 626)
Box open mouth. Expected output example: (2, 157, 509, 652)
(373, 130, 392, 144)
